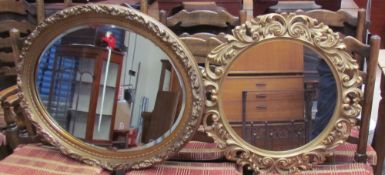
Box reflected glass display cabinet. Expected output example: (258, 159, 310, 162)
(38, 44, 123, 145)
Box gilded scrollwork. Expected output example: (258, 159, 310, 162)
(16, 4, 204, 171)
(203, 13, 362, 173)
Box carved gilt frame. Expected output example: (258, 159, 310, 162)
(16, 4, 205, 170)
(202, 13, 362, 173)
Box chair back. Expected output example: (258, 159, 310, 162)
(160, 2, 246, 35)
(0, 0, 38, 90)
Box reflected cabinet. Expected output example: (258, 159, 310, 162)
(37, 44, 123, 144)
(222, 41, 319, 151)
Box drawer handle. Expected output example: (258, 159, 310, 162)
(255, 94, 267, 99)
(255, 83, 266, 87)
(256, 105, 267, 110)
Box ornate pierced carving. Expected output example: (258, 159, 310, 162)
(16, 4, 204, 170)
(203, 13, 362, 173)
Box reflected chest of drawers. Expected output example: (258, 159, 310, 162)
(222, 41, 307, 150)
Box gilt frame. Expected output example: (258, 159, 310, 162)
(16, 4, 205, 170)
(202, 13, 362, 173)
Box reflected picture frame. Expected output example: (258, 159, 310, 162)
(202, 13, 362, 173)
(16, 4, 205, 170)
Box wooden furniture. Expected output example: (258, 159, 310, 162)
(39, 45, 123, 144)
(0, 0, 37, 91)
(179, 33, 227, 64)
(159, 3, 246, 64)
(0, 86, 39, 151)
(299, 9, 367, 45)
(157, 0, 242, 16)
(252, 0, 342, 16)
(140, 60, 181, 144)
(159, 2, 246, 35)
(141, 91, 179, 143)
(222, 41, 306, 151)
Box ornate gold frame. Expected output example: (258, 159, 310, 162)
(202, 13, 362, 173)
(16, 4, 205, 170)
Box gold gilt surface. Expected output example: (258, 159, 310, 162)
(16, 4, 205, 171)
(202, 13, 362, 173)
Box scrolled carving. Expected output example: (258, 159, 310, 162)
(203, 13, 362, 173)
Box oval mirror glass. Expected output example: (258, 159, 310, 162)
(35, 25, 184, 150)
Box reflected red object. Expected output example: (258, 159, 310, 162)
(102, 33, 117, 49)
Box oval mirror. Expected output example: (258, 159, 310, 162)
(203, 13, 362, 173)
(17, 4, 204, 170)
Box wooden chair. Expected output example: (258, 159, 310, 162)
(159, 2, 246, 64)
(0, 0, 41, 91)
(178, 32, 227, 65)
(159, 2, 246, 35)
(299, 9, 367, 44)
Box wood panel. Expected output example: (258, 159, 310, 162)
(229, 41, 304, 73)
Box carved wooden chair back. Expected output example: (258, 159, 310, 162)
(300, 9, 367, 44)
(179, 32, 227, 65)
(159, 2, 246, 35)
(0, 0, 42, 148)
(0, 0, 42, 91)
(160, 3, 246, 65)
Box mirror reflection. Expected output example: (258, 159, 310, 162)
(221, 40, 336, 151)
(35, 25, 184, 150)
